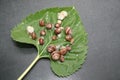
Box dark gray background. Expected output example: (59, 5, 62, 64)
(0, 0, 120, 80)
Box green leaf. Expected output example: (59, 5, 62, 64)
(11, 7, 88, 77)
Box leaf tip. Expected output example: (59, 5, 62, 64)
(72, 6, 75, 9)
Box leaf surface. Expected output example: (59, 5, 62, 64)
(11, 7, 88, 77)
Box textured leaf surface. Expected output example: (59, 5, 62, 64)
(11, 7, 88, 77)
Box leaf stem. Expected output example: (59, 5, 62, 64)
(17, 55, 40, 80)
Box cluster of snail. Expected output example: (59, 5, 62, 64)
(47, 44, 71, 62)
(26, 11, 74, 62)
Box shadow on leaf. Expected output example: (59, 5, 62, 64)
(12, 40, 36, 49)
